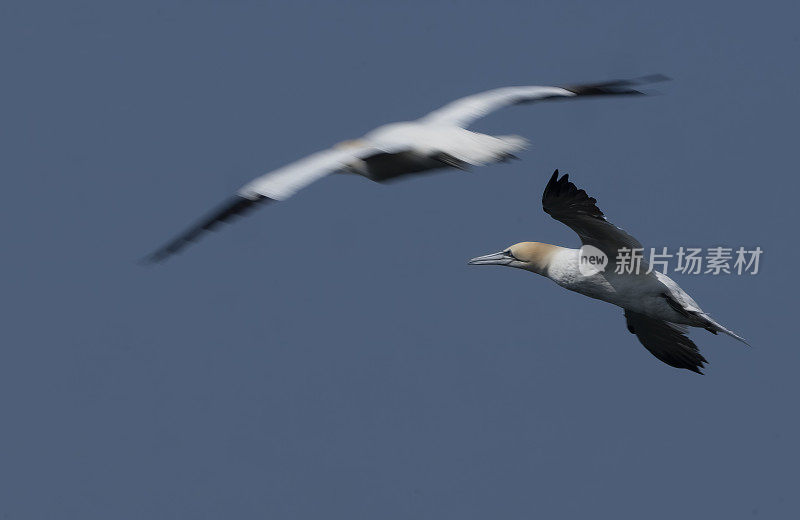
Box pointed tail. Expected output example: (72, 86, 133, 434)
(705, 317, 751, 347)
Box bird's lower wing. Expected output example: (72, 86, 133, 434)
(143, 195, 271, 263)
(419, 75, 667, 129)
(624, 310, 708, 374)
(143, 144, 379, 263)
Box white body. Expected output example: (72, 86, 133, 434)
(365, 122, 527, 169)
(239, 85, 584, 200)
(546, 248, 704, 325)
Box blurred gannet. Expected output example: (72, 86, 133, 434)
(468, 170, 748, 374)
(145, 76, 666, 262)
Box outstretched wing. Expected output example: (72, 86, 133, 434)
(624, 310, 708, 374)
(143, 195, 272, 264)
(419, 75, 666, 128)
(541, 170, 642, 261)
(144, 144, 379, 263)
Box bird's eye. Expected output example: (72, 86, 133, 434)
(504, 250, 517, 259)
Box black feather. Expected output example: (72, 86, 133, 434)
(561, 74, 670, 97)
(624, 310, 708, 374)
(143, 194, 270, 264)
(542, 169, 605, 221)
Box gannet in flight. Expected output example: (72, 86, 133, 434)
(468, 171, 748, 374)
(145, 76, 665, 262)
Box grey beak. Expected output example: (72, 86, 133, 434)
(468, 251, 512, 266)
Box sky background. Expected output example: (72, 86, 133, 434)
(1, 1, 798, 518)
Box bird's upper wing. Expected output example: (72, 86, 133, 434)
(144, 143, 383, 263)
(419, 76, 665, 128)
(624, 310, 708, 374)
(541, 170, 642, 261)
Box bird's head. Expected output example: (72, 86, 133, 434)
(468, 241, 560, 275)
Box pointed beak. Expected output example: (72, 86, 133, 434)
(468, 251, 512, 266)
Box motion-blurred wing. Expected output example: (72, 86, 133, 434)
(238, 145, 376, 201)
(144, 144, 378, 263)
(624, 310, 708, 374)
(420, 76, 665, 128)
(541, 170, 642, 260)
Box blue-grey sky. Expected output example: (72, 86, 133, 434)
(2, 0, 798, 518)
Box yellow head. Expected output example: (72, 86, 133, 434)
(468, 241, 561, 275)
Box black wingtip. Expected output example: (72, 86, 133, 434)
(545, 169, 563, 189)
(141, 194, 271, 265)
(686, 360, 707, 375)
(542, 170, 603, 220)
(562, 74, 670, 97)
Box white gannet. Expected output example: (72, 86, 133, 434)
(145, 76, 666, 262)
(468, 170, 748, 374)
